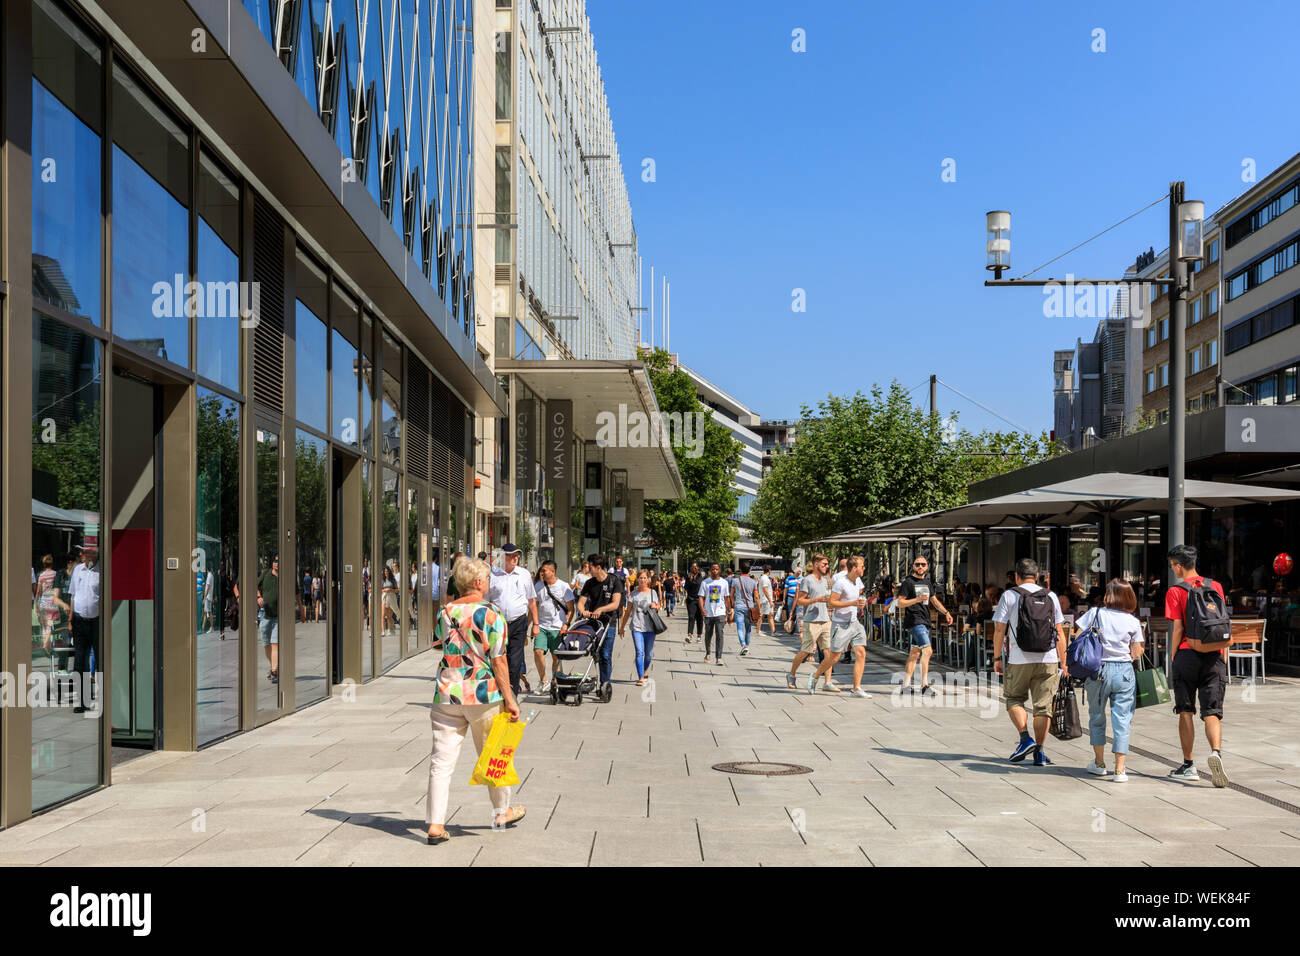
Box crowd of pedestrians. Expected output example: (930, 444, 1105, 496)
(419, 541, 1234, 847)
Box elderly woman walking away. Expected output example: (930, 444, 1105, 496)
(425, 557, 525, 844)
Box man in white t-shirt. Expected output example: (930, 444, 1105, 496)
(488, 543, 539, 695)
(756, 566, 775, 632)
(533, 560, 574, 694)
(815, 556, 869, 697)
(993, 558, 1068, 766)
(698, 563, 732, 665)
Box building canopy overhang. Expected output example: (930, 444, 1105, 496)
(496, 359, 686, 501)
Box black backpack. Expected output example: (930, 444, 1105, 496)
(1012, 586, 1057, 652)
(1178, 579, 1231, 647)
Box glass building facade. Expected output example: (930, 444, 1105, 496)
(3, 0, 494, 827)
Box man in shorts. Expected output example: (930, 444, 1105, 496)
(895, 554, 954, 695)
(257, 555, 280, 684)
(788, 554, 833, 691)
(1165, 544, 1229, 787)
(816, 555, 869, 697)
(533, 560, 574, 694)
(993, 558, 1067, 766)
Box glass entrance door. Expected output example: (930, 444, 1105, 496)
(109, 372, 159, 748)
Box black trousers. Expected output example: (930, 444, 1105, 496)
(505, 614, 529, 694)
(72, 615, 98, 699)
(686, 598, 702, 636)
(704, 616, 725, 659)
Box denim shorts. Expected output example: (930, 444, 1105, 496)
(259, 616, 279, 646)
(908, 624, 931, 648)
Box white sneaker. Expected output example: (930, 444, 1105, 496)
(538, 680, 551, 694)
(850, 687, 870, 699)
(806, 673, 818, 695)
(1207, 752, 1229, 788)
(1086, 762, 1109, 776)
(1113, 772, 1129, 783)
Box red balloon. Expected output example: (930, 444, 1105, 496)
(1275, 553, 1294, 576)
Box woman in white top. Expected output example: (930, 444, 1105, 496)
(1073, 579, 1144, 781)
(571, 560, 592, 594)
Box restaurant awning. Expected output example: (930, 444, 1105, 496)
(495, 359, 686, 501)
(835, 472, 1300, 536)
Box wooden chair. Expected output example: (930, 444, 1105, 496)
(980, 621, 997, 674)
(1226, 619, 1267, 685)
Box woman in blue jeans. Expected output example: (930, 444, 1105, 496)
(620, 570, 661, 687)
(1074, 580, 1145, 782)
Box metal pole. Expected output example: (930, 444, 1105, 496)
(649, 265, 655, 348)
(929, 374, 937, 418)
(1168, 182, 1187, 550)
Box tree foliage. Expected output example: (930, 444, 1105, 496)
(749, 383, 1062, 555)
(639, 348, 742, 563)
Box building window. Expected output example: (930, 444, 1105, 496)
(1189, 298, 1201, 325)
(111, 64, 190, 363)
(1189, 348, 1201, 374)
(1158, 409, 1169, 424)
(1203, 390, 1218, 411)
(1158, 317, 1168, 341)
(294, 251, 330, 434)
(1207, 288, 1218, 315)
(495, 31, 511, 120)
(1188, 395, 1201, 413)
(31, 314, 103, 809)
(1159, 362, 1169, 387)
(1208, 237, 1219, 263)
(1146, 325, 1157, 349)
(1257, 374, 1278, 406)
(1206, 339, 1218, 367)
(1285, 366, 1299, 404)
(32, 0, 104, 325)
(1225, 179, 1300, 248)
(1145, 369, 1155, 393)
(1226, 235, 1300, 300)
(196, 150, 241, 392)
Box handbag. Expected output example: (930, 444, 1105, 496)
(783, 609, 796, 634)
(1050, 683, 1083, 740)
(647, 606, 668, 634)
(1133, 656, 1172, 709)
(1066, 611, 1104, 680)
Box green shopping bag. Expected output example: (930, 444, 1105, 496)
(1134, 660, 1171, 709)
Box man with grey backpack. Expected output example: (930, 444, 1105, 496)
(1165, 545, 1230, 787)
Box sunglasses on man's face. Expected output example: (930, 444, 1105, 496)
(913, 562, 927, 568)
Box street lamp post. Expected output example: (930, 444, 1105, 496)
(984, 182, 1203, 551)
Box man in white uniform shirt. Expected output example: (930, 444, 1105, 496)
(68, 545, 101, 713)
(993, 558, 1068, 767)
(489, 542, 539, 696)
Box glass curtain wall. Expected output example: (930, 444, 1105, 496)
(294, 431, 328, 707)
(195, 390, 240, 745)
(195, 151, 240, 391)
(381, 467, 401, 670)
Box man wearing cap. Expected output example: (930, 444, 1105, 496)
(489, 543, 538, 696)
(67, 544, 101, 713)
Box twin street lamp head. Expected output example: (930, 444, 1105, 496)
(984, 194, 1203, 281)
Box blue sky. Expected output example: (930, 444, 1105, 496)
(586, 0, 1300, 435)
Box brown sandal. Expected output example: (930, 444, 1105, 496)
(495, 805, 526, 828)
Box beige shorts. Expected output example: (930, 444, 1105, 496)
(1004, 662, 1061, 717)
(800, 620, 831, 653)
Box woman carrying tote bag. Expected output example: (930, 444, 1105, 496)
(1073, 580, 1145, 782)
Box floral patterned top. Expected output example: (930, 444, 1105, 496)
(434, 600, 506, 705)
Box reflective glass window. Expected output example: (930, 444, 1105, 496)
(295, 251, 329, 433)
(32, 0, 103, 324)
(111, 64, 189, 362)
(332, 287, 360, 445)
(196, 151, 241, 391)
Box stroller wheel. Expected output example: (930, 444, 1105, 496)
(600, 682, 613, 703)
(550, 684, 559, 704)
(572, 689, 582, 707)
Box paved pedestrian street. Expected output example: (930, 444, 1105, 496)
(4, 614, 1299, 867)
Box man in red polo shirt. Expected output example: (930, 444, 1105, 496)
(1164, 544, 1229, 787)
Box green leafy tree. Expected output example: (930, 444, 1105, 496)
(749, 383, 1061, 555)
(639, 348, 742, 562)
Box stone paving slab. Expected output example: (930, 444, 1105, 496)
(3, 613, 1300, 865)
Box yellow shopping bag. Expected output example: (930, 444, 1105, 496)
(468, 711, 525, 787)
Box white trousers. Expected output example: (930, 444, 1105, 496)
(425, 701, 511, 826)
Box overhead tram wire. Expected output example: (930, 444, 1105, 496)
(1017, 194, 1167, 280)
(933, 377, 1031, 434)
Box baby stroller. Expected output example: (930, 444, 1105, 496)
(551, 617, 613, 706)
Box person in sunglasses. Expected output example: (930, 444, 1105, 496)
(895, 555, 953, 695)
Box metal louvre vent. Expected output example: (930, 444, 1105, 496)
(429, 376, 451, 490)
(252, 195, 286, 413)
(447, 406, 467, 499)
(407, 358, 431, 482)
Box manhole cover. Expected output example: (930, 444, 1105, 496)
(712, 761, 812, 776)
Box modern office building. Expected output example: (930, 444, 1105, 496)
(1131, 217, 1223, 424)
(754, 419, 796, 477)
(482, 0, 682, 576)
(1051, 318, 1126, 450)
(1220, 151, 1300, 408)
(678, 364, 776, 566)
(3, 0, 508, 827)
